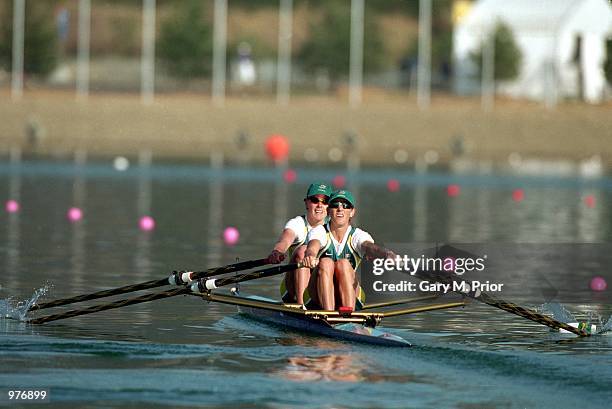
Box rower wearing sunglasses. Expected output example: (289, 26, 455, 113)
(303, 190, 395, 311)
(266, 182, 333, 305)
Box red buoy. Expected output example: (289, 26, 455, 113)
(265, 134, 290, 163)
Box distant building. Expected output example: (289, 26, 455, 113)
(453, 0, 612, 103)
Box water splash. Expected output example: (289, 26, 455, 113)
(542, 302, 576, 323)
(0, 285, 51, 321)
(541, 302, 612, 335)
(600, 316, 612, 333)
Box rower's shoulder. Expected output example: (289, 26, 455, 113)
(285, 214, 306, 226)
(351, 226, 374, 242)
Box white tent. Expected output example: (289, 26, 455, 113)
(453, 0, 612, 103)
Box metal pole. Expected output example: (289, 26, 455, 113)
(276, 0, 293, 105)
(212, 0, 227, 106)
(481, 29, 495, 112)
(76, 0, 91, 99)
(349, 0, 364, 108)
(417, 0, 431, 110)
(141, 0, 156, 105)
(11, 0, 25, 100)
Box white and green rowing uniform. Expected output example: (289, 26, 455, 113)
(307, 222, 374, 269)
(306, 222, 374, 308)
(279, 215, 320, 303)
(283, 215, 318, 258)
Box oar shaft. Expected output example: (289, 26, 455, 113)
(28, 278, 167, 312)
(29, 258, 268, 311)
(413, 269, 588, 336)
(475, 292, 588, 336)
(381, 301, 466, 318)
(30, 263, 299, 325)
(29, 288, 190, 324)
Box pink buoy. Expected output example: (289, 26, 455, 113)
(590, 276, 607, 292)
(584, 195, 595, 208)
(446, 184, 460, 197)
(5, 199, 19, 213)
(223, 226, 240, 245)
(283, 169, 297, 183)
(512, 189, 524, 202)
(139, 216, 156, 231)
(67, 207, 83, 222)
(387, 179, 400, 192)
(332, 175, 346, 189)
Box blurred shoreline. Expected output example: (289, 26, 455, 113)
(1, 87, 610, 175)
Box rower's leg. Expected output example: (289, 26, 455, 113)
(283, 272, 296, 303)
(292, 245, 310, 305)
(315, 258, 335, 310)
(334, 259, 356, 309)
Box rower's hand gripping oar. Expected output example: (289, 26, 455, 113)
(28, 258, 269, 312)
(29, 263, 301, 325)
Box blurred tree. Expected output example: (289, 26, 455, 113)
(0, 1, 58, 76)
(157, 0, 213, 78)
(297, 2, 385, 84)
(399, 0, 454, 87)
(605, 38, 611, 85)
(470, 22, 522, 82)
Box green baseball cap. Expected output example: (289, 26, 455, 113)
(329, 190, 356, 207)
(306, 182, 332, 198)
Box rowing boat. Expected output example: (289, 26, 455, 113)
(197, 292, 465, 347)
(239, 295, 412, 347)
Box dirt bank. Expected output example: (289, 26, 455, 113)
(1, 88, 610, 169)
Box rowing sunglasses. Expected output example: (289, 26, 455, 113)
(307, 196, 329, 205)
(329, 200, 353, 209)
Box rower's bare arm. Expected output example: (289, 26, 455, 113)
(362, 241, 396, 261)
(267, 229, 297, 264)
(303, 239, 322, 268)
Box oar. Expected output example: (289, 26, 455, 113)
(29, 263, 299, 325)
(28, 258, 268, 312)
(411, 267, 589, 337)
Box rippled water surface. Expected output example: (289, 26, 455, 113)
(1, 161, 611, 408)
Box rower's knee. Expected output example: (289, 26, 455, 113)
(292, 245, 307, 263)
(317, 258, 335, 279)
(334, 260, 355, 281)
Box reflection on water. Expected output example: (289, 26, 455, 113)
(6, 147, 21, 287)
(277, 353, 368, 382)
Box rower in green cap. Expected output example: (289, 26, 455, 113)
(303, 189, 395, 311)
(266, 182, 332, 305)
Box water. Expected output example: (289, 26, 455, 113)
(1, 160, 611, 408)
